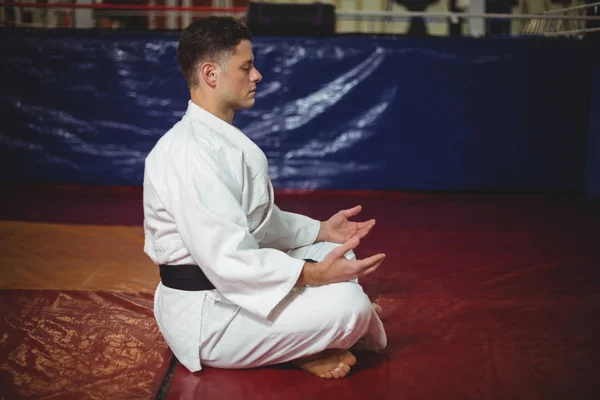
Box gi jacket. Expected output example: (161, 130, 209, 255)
(143, 101, 320, 371)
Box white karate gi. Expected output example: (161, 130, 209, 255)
(143, 101, 386, 372)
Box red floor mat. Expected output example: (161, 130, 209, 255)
(0, 290, 172, 400)
(167, 296, 600, 400)
(162, 193, 600, 400)
(1, 186, 599, 399)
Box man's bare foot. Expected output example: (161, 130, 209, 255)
(292, 349, 357, 379)
(372, 302, 383, 316)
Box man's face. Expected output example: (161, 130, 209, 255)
(217, 40, 262, 111)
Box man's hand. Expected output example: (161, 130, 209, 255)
(317, 205, 376, 244)
(298, 236, 386, 286)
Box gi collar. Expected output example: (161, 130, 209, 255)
(184, 100, 269, 171)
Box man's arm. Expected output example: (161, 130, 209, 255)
(259, 204, 321, 250)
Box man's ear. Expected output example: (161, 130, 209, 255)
(199, 62, 218, 88)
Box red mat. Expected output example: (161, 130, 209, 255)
(1, 185, 599, 399)
(0, 290, 172, 400)
(162, 192, 600, 399)
(167, 296, 600, 400)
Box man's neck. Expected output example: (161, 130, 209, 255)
(190, 92, 234, 124)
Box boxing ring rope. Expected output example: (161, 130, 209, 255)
(541, 25, 600, 35)
(1, 1, 599, 36)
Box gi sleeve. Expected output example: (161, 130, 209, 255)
(259, 204, 320, 251)
(166, 149, 304, 320)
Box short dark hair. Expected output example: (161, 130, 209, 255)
(177, 16, 252, 88)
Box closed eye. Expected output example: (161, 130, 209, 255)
(241, 59, 254, 71)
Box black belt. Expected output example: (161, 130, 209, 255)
(159, 259, 318, 291)
(159, 264, 216, 291)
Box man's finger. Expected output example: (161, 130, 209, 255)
(359, 260, 384, 277)
(355, 219, 376, 239)
(356, 253, 386, 271)
(330, 236, 360, 259)
(366, 219, 376, 228)
(359, 254, 386, 275)
(340, 205, 362, 218)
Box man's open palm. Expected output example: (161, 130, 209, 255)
(322, 205, 376, 244)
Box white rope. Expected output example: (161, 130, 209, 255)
(3, 6, 599, 23)
(541, 25, 600, 35)
(93, 9, 599, 22)
(4, 17, 597, 35)
(335, 10, 600, 22)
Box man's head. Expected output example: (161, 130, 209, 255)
(178, 17, 262, 113)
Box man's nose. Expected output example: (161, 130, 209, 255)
(252, 67, 262, 82)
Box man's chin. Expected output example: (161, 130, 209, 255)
(235, 100, 255, 110)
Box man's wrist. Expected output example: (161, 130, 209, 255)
(296, 261, 321, 286)
(316, 221, 328, 242)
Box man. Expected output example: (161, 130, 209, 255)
(143, 16, 387, 379)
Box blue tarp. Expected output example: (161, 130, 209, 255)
(586, 69, 600, 196)
(0, 30, 598, 192)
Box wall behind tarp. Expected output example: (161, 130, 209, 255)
(1, 30, 598, 192)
